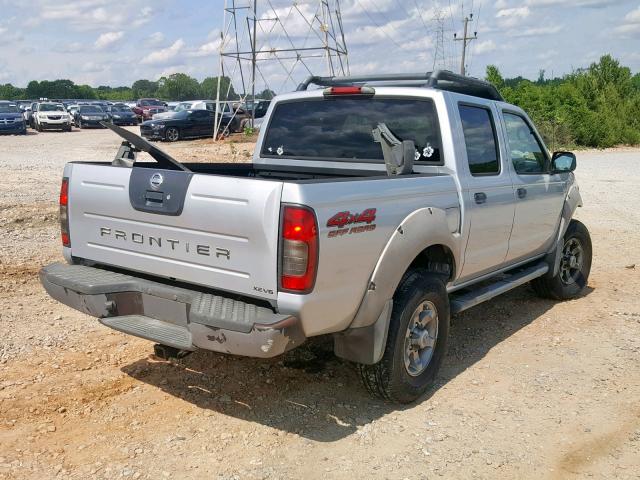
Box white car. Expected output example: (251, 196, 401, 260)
(34, 103, 72, 132)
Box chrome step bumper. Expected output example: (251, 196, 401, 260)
(40, 262, 305, 358)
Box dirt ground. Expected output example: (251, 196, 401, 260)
(0, 128, 639, 480)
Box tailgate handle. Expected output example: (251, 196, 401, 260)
(144, 190, 164, 206)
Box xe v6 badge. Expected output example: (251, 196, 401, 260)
(150, 172, 164, 189)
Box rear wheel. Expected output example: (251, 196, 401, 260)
(358, 270, 450, 404)
(532, 219, 592, 300)
(165, 127, 180, 142)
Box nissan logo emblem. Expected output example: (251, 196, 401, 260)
(150, 173, 164, 189)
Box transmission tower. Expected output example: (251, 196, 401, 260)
(432, 9, 447, 71)
(214, 0, 349, 138)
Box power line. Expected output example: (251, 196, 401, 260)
(354, 0, 407, 51)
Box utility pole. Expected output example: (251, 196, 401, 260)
(454, 13, 477, 76)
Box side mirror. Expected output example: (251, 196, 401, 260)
(551, 151, 576, 173)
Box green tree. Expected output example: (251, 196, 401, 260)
(257, 88, 276, 100)
(0, 83, 25, 100)
(199, 76, 238, 100)
(485, 65, 504, 90)
(156, 73, 201, 100)
(131, 79, 158, 99)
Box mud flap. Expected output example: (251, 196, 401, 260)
(333, 299, 393, 365)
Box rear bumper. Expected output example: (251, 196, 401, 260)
(39, 262, 305, 358)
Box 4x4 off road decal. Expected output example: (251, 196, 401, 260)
(326, 208, 377, 238)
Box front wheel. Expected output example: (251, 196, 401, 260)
(359, 270, 450, 404)
(165, 127, 180, 142)
(532, 219, 592, 300)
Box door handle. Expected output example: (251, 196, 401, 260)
(517, 187, 527, 199)
(474, 192, 487, 204)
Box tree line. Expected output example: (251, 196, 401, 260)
(2, 55, 638, 148)
(0, 73, 275, 103)
(486, 55, 640, 149)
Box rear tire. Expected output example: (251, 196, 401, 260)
(358, 270, 450, 404)
(532, 219, 592, 300)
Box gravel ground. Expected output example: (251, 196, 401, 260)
(0, 128, 639, 480)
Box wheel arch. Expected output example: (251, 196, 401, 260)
(333, 207, 459, 364)
(544, 178, 583, 278)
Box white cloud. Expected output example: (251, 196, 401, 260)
(496, 6, 531, 27)
(473, 40, 497, 54)
(624, 5, 640, 23)
(52, 42, 84, 53)
(189, 39, 222, 58)
(132, 6, 154, 27)
(509, 25, 563, 37)
(146, 32, 165, 46)
(614, 5, 640, 36)
(525, 0, 619, 6)
(94, 31, 124, 50)
(142, 39, 185, 65)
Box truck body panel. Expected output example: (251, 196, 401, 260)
(67, 163, 283, 301)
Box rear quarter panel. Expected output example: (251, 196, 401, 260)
(278, 175, 460, 336)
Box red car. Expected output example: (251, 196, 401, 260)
(132, 99, 167, 121)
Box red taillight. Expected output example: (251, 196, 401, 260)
(323, 86, 375, 96)
(59, 177, 70, 247)
(280, 205, 318, 293)
(59, 177, 68, 206)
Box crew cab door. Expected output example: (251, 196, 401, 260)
(499, 110, 566, 262)
(456, 102, 515, 280)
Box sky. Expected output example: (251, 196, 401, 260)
(0, 0, 638, 93)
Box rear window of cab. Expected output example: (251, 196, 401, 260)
(261, 98, 443, 164)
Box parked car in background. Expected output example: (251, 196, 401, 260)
(152, 100, 220, 120)
(239, 99, 271, 131)
(140, 109, 241, 141)
(166, 101, 180, 111)
(132, 98, 167, 122)
(67, 104, 80, 119)
(104, 103, 138, 126)
(73, 105, 109, 128)
(0, 101, 27, 135)
(27, 102, 39, 128)
(33, 102, 72, 132)
(244, 99, 271, 119)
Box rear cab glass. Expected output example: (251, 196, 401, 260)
(261, 97, 443, 164)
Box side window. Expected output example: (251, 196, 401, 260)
(503, 112, 548, 174)
(458, 104, 500, 176)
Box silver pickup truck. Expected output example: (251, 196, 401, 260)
(40, 71, 591, 403)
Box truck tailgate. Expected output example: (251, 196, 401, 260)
(67, 163, 282, 301)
